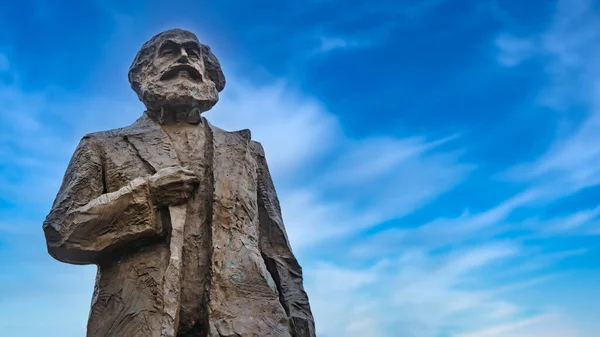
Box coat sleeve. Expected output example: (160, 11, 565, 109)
(252, 141, 316, 337)
(43, 135, 162, 265)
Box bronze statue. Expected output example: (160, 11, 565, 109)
(43, 29, 315, 337)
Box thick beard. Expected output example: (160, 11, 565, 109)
(139, 78, 219, 123)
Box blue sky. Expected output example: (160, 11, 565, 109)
(1, 0, 599, 336)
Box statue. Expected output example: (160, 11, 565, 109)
(43, 29, 315, 337)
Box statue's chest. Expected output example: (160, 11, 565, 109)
(161, 123, 208, 174)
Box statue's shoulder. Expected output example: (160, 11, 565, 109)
(80, 115, 152, 144)
(249, 139, 265, 157)
(204, 118, 253, 143)
(206, 121, 266, 157)
(82, 128, 123, 141)
(80, 126, 129, 146)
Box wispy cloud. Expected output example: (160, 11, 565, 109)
(317, 36, 366, 53)
(306, 261, 389, 337)
(496, 0, 600, 206)
(305, 242, 560, 337)
(257, 0, 452, 56)
(495, 34, 536, 67)
(349, 188, 541, 258)
(456, 313, 582, 337)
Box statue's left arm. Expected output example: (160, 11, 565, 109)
(252, 141, 316, 337)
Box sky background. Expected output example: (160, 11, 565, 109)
(1, 0, 599, 336)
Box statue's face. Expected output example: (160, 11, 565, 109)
(155, 38, 206, 87)
(129, 30, 224, 119)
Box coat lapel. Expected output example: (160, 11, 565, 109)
(124, 113, 180, 172)
(206, 119, 252, 209)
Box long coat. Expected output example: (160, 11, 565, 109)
(43, 113, 315, 337)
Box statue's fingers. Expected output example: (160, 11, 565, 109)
(175, 167, 194, 176)
(179, 190, 191, 201)
(181, 168, 195, 174)
(182, 176, 199, 186)
(182, 184, 194, 194)
(181, 170, 198, 178)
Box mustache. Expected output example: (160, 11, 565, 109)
(159, 64, 202, 81)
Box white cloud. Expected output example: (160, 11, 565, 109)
(537, 206, 600, 234)
(324, 134, 461, 184)
(305, 242, 561, 337)
(301, 0, 450, 55)
(500, 0, 600, 194)
(350, 188, 541, 258)
(318, 36, 364, 53)
(495, 34, 536, 67)
(487, 301, 519, 319)
(278, 188, 381, 248)
(495, 0, 600, 110)
(390, 244, 519, 321)
(456, 313, 583, 337)
(490, 0, 600, 221)
(305, 261, 389, 337)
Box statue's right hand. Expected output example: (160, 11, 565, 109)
(148, 167, 199, 206)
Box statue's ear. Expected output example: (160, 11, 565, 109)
(202, 44, 226, 92)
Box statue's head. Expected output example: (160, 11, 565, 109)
(128, 29, 225, 120)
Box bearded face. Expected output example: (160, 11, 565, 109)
(128, 29, 226, 121)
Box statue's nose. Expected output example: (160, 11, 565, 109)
(178, 48, 189, 64)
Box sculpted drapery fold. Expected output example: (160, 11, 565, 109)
(253, 142, 316, 337)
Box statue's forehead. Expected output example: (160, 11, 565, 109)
(159, 36, 199, 46)
(155, 31, 199, 46)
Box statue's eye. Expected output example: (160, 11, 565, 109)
(187, 49, 200, 59)
(161, 47, 175, 56)
(182, 45, 200, 59)
(159, 42, 179, 57)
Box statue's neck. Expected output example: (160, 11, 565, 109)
(146, 107, 202, 125)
